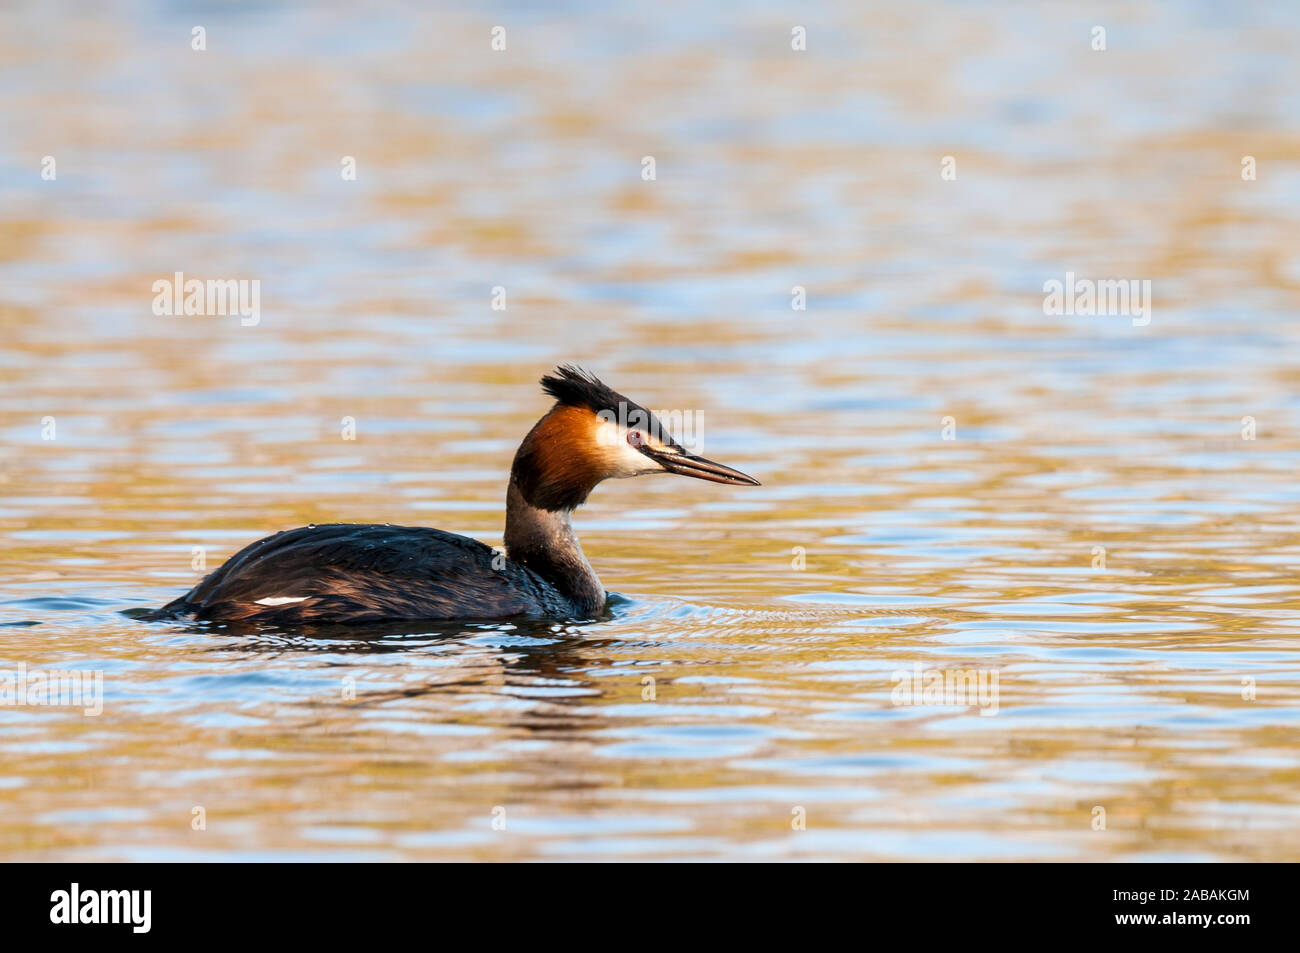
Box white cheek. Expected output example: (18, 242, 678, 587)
(595, 420, 662, 477)
(617, 440, 660, 476)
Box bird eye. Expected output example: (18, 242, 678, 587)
(626, 430, 645, 447)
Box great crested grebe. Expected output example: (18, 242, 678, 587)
(150, 366, 759, 625)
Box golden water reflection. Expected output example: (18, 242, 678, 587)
(1, 2, 1299, 860)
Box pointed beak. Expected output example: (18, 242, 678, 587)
(643, 447, 761, 486)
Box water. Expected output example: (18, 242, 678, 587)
(2, 0, 1299, 860)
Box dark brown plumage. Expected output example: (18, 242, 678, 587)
(152, 523, 576, 624)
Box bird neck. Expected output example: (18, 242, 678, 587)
(504, 479, 605, 615)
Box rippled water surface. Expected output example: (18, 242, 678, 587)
(2, 1, 1300, 860)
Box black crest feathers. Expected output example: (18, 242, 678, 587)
(539, 365, 627, 414)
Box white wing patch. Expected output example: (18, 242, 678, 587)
(254, 596, 309, 606)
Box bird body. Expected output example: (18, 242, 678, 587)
(155, 523, 579, 624)
(151, 366, 759, 625)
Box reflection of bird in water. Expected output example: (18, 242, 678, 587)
(189, 616, 618, 735)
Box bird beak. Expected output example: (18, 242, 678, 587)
(642, 447, 761, 486)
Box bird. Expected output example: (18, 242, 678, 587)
(148, 365, 760, 625)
